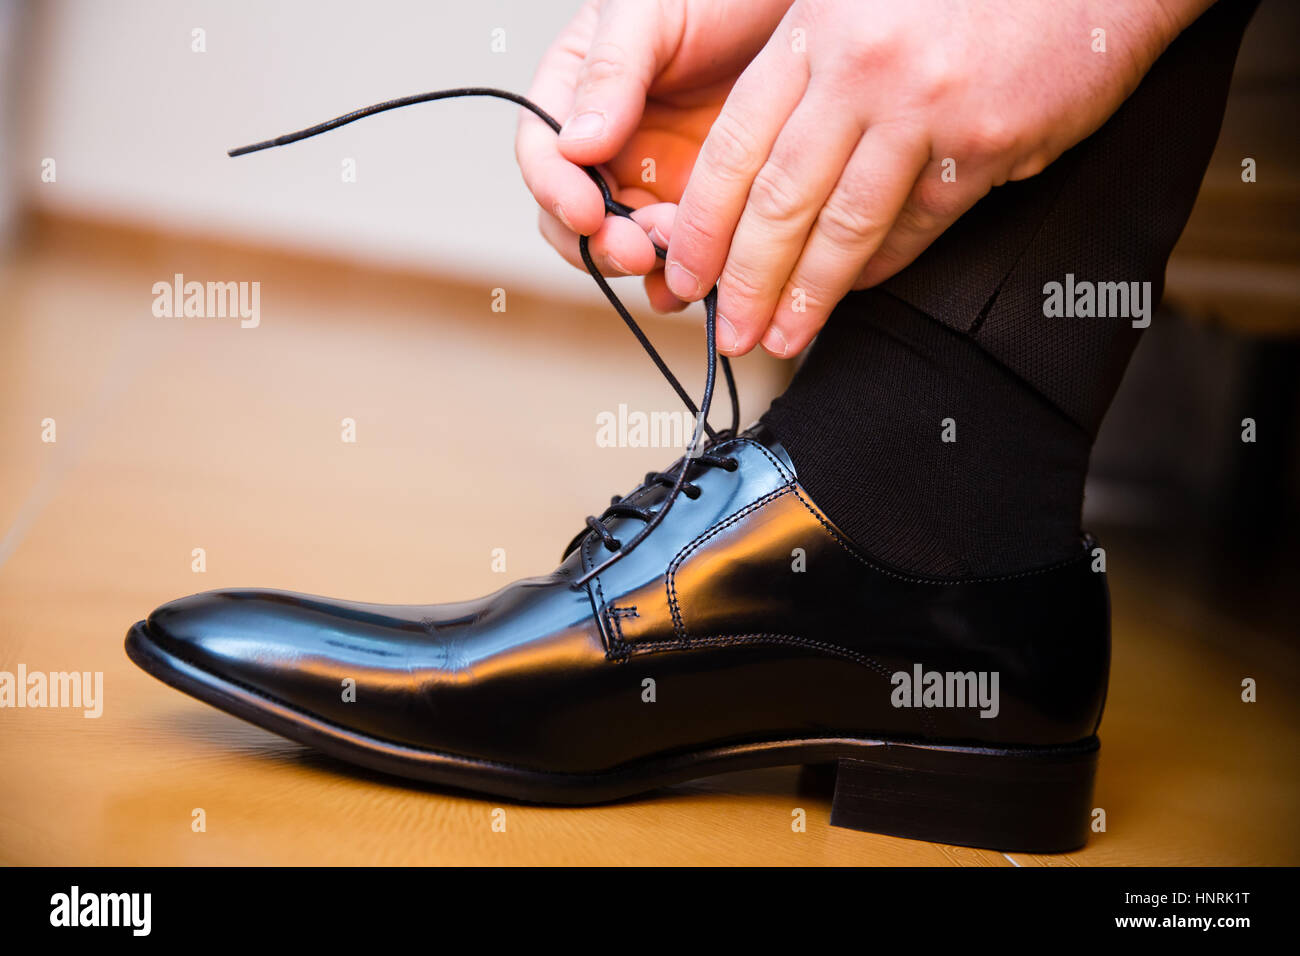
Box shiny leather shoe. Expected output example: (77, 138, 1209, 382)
(126, 88, 1108, 853)
(126, 420, 1108, 852)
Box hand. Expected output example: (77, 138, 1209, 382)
(515, 0, 792, 314)
(661, 0, 1206, 356)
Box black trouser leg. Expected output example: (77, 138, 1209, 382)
(762, 0, 1260, 577)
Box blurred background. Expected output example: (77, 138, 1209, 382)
(7, 0, 601, 292)
(0, 0, 1296, 865)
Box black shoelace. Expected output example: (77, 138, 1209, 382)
(229, 87, 741, 589)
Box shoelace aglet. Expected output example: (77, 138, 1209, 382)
(228, 138, 284, 157)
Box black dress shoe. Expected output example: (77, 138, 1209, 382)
(127, 421, 1107, 852)
(127, 88, 1108, 853)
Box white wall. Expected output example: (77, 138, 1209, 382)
(17, 0, 610, 299)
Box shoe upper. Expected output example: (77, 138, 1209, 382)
(144, 426, 1110, 773)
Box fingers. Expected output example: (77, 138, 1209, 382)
(762, 124, 929, 357)
(631, 203, 688, 312)
(517, 22, 608, 236)
(645, 270, 690, 313)
(557, 0, 672, 168)
(628, 201, 676, 254)
(538, 198, 689, 314)
(664, 27, 809, 304)
(712, 85, 862, 355)
(539, 203, 687, 315)
(518, 0, 673, 247)
(538, 207, 658, 277)
(853, 161, 981, 288)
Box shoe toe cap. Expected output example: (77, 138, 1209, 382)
(142, 588, 431, 740)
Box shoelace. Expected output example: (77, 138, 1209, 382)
(229, 87, 742, 589)
(571, 449, 740, 557)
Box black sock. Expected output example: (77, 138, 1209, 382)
(761, 290, 1091, 579)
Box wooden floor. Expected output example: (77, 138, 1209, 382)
(2, 218, 1297, 866)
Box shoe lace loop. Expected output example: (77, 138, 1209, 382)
(581, 451, 740, 553)
(229, 87, 741, 590)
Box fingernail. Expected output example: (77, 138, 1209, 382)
(561, 110, 606, 142)
(717, 314, 739, 353)
(553, 202, 575, 232)
(648, 225, 668, 250)
(665, 261, 701, 299)
(605, 253, 632, 276)
(762, 324, 789, 358)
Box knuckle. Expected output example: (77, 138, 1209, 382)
(579, 42, 627, 88)
(961, 112, 1018, 158)
(1009, 151, 1051, 181)
(909, 181, 943, 219)
(857, 246, 910, 287)
(838, 30, 894, 73)
(894, 196, 939, 236)
(913, 173, 959, 215)
(816, 196, 881, 246)
(702, 115, 760, 181)
(674, 208, 723, 257)
(748, 161, 805, 223)
(916, 52, 956, 103)
(720, 260, 767, 304)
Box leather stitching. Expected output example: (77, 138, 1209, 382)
(666, 484, 797, 640)
(589, 436, 787, 627)
(610, 630, 893, 681)
(583, 534, 608, 622)
(606, 606, 627, 648)
(785, 484, 1093, 586)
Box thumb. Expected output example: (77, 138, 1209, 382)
(558, 0, 666, 166)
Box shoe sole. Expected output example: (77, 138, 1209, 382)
(125, 620, 1099, 853)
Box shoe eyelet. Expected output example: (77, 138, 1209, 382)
(604, 538, 622, 553)
(723, 457, 739, 471)
(684, 486, 702, 500)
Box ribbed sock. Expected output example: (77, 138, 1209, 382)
(761, 289, 1092, 579)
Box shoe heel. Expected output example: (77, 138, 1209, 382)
(830, 740, 1099, 853)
